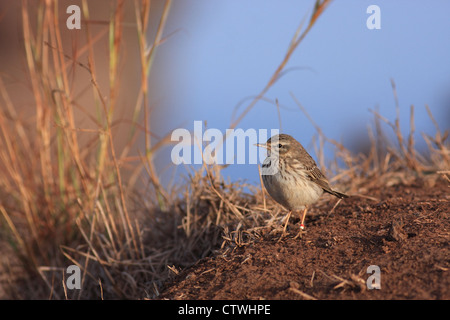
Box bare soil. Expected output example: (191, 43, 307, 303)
(158, 178, 449, 300)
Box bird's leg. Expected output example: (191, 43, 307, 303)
(277, 211, 292, 241)
(283, 211, 292, 234)
(300, 206, 308, 230)
(294, 207, 308, 239)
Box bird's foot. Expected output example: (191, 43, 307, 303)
(293, 224, 307, 239)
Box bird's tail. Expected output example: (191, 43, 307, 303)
(326, 189, 349, 199)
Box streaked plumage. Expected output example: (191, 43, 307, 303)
(257, 134, 347, 231)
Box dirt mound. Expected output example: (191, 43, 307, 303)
(159, 178, 449, 299)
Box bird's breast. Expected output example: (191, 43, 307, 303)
(261, 156, 323, 210)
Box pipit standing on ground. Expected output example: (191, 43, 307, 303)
(256, 134, 348, 234)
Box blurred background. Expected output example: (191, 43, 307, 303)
(1, 0, 449, 188)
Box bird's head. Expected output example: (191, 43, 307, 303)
(255, 134, 295, 157)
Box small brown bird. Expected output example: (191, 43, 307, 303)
(256, 134, 347, 232)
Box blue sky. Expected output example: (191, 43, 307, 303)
(152, 0, 450, 186)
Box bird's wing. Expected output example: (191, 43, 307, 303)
(304, 165, 333, 191)
(295, 147, 348, 199)
(305, 165, 348, 199)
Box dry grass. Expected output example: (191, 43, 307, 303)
(0, 0, 172, 299)
(0, 0, 448, 299)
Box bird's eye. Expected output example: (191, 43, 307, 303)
(278, 144, 282, 148)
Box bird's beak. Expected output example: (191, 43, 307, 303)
(254, 143, 268, 149)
